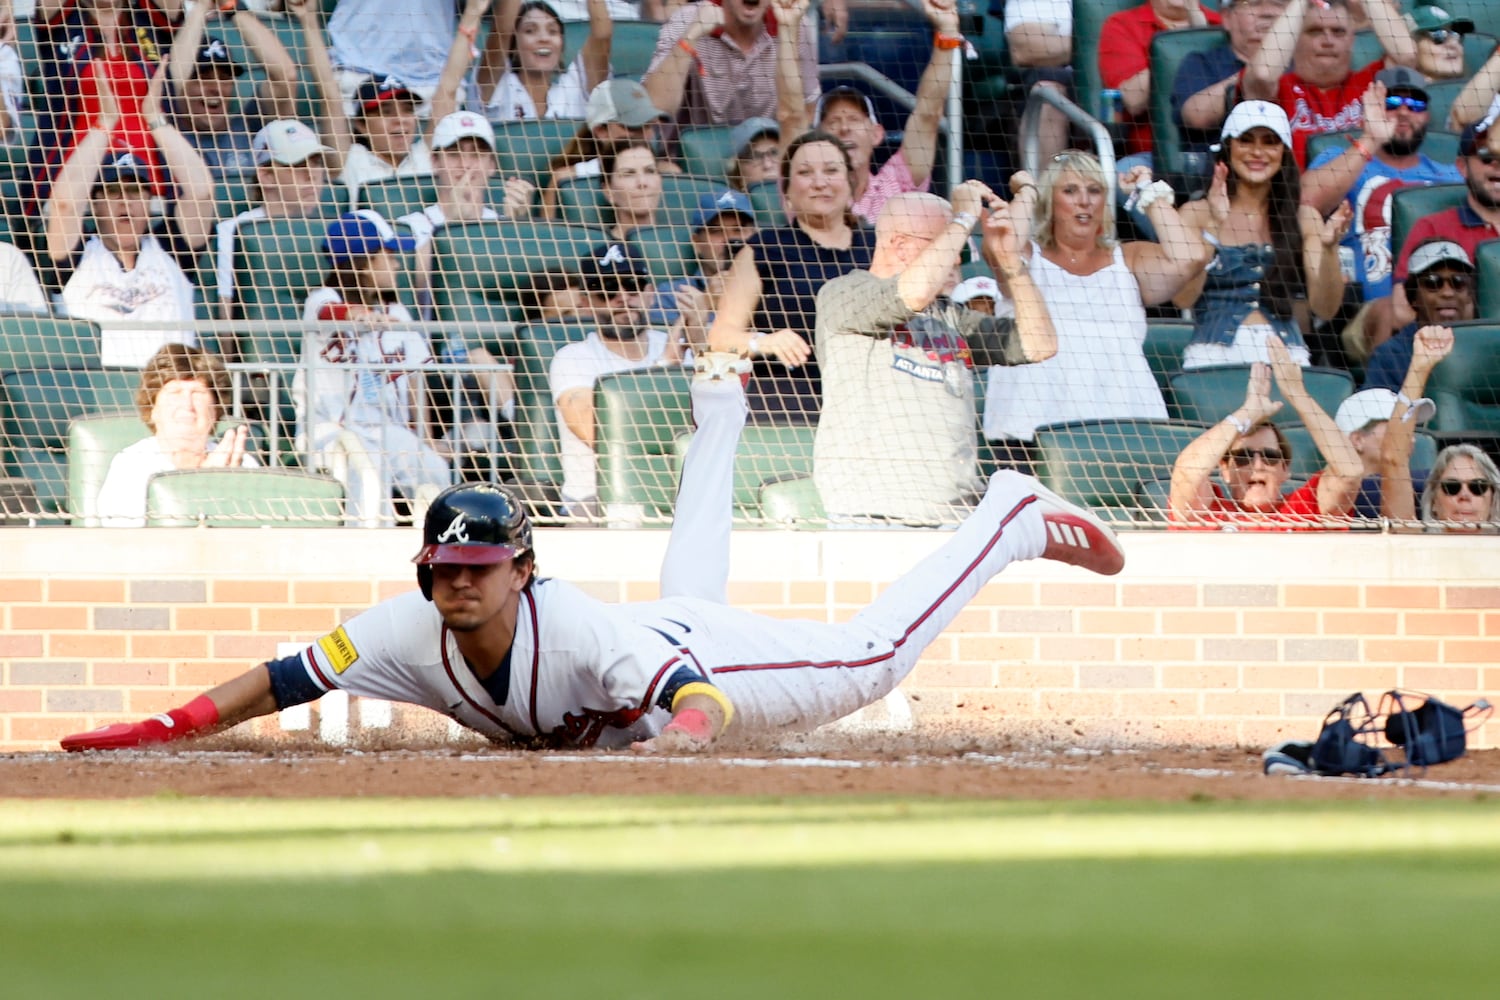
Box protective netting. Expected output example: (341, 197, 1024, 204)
(1, 0, 1499, 531)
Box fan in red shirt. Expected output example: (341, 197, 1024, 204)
(27, 0, 179, 213)
(1099, 0, 1221, 157)
(1241, 0, 1417, 167)
(1168, 337, 1364, 530)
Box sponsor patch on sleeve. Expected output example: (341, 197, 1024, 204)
(316, 625, 359, 674)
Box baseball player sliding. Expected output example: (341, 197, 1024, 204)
(62, 370, 1125, 754)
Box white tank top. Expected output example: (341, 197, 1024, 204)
(983, 242, 1167, 441)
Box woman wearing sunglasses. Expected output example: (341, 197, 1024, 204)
(1174, 100, 1350, 370)
(1169, 336, 1364, 528)
(1380, 324, 1500, 530)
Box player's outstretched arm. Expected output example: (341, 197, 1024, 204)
(632, 682, 735, 753)
(60, 665, 279, 752)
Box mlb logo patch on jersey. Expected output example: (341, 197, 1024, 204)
(317, 625, 360, 674)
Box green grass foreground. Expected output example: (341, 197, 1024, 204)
(1, 797, 1496, 999)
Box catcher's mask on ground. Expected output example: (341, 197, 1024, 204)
(412, 483, 535, 599)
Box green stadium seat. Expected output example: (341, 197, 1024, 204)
(67, 412, 149, 525)
(593, 366, 693, 521)
(679, 126, 736, 183)
(1070, 0, 1139, 123)
(0, 368, 138, 514)
(627, 225, 694, 285)
(67, 413, 260, 526)
(1390, 183, 1466, 265)
(1149, 27, 1226, 181)
(1143, 319, 1195, 404)
(1425, 322, 1500, 433)
(507, 322, 591, 488)
(0, 315, 104, 373)
(1168, 365, 1354, 427)
(356, 175, 439, 221)
(746, 179, 783, 229)
(1351, 29, 1383, 71)
(554, 174, 729, 230)
(1033, 418, 1210, 510)
(672, 422, 816, 517)
(493, 119, 584, 190)
(230, 212, 344, 341)
(758, 474, 825, 527)
(1475, 239, 1500, 318)
(431, 219, 608, 324)
(563, 19, 661, 78)
(144, 468, 345, 527)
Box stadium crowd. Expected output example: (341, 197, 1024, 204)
(0, 0, 1498, 531)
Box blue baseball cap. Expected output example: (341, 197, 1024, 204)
(690, 189, 756, 232)
(322, 210, 418, 264)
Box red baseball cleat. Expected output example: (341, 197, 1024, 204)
(1029, 481, 1127, 576)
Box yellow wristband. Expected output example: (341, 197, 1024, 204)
(671, 681, 735, 730)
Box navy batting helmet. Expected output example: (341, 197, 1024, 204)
(412, 482, 535, 600)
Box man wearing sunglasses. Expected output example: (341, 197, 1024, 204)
(1302, 67, 1461, 348)
(1242, 0, 1417, 168)
(1363, 239, 1474, 395)
(1168, 337, 1364, 528)
(1392, 118, 1500, 319)
(1408, 5, 1473, 82)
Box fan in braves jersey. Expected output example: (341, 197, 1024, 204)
(61, 370, 1127, 754)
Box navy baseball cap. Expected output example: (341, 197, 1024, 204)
(322, 210, 418, 264)
(355, 75, 418, 115)
(1460, 119, 1493, 156)
(691, 189, 756, 232)
(94, 151, 151, 191)
(578, 242, 649, 291)
(194, 36, 245, 77)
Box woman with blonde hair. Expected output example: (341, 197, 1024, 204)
(983, 149, 1212, 468)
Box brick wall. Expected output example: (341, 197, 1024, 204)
(2, 527, 1495, 752)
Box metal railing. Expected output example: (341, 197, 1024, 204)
(1019, 84, 1118, 206)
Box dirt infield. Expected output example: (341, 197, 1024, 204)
(4, 731, 1499, 801)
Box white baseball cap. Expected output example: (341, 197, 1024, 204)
(952, 276, 1000, 305)
(1215, 100, 1293, 149)
(432, 111, 496, 152)
(1406, 238, 1474, 276)
(585, 79, 668, 130)
(1335, 387, 1436, 436)
(253, 119, 333, 166)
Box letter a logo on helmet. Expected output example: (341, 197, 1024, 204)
(412, 483, 535, 600)
(436, 511, 470, 544)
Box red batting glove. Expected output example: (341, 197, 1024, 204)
(60, 695, 221, 752)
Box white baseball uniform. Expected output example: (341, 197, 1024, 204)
(272, 379, 1050, 748)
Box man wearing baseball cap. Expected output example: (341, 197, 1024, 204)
(725, 117, 781, 191)
(775, 0, 959, 225)
(1332, 385, 1437, 517)
(1391, 114, 1500, 321)
(1243, 0, 1419, 167)
(647, 188, 759, 329)
(1302, 65, 1461, 342)
(549, 79, 674, 193)
(550, 242, 690, 520)
(1407, 5, 1474, 81)
(213, 118, 339, 323)
(167, 0, 305, 180)
(1363, 238, 1475, 393)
